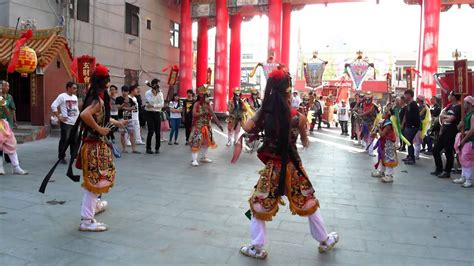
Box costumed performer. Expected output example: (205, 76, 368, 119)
(453, 96, 474, 188)
(413, 95, 430, 159)
(359, 95, 378, 156)
(189, 85, 224, 167)
(239, 68, 338, 259)
(76, 64, 127, 232)
(0, 80, 28, 175)
(371, 105, 399, 183)
(247, 88, 262, 112)
(227, 88, 247, 146)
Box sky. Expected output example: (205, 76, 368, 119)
(197, 1, 474, 75)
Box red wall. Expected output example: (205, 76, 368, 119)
(43, 55, 72, 125)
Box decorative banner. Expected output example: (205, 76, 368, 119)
(406, 68, 413, 90)
(419, 0, 440, 98)
(454, 59, 468, 94)
(304, 62, 326, 88)
(162, 64, 179, 86)
(346, 60, 370, 91)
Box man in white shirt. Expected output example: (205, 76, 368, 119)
(128, 85, 144, 147)
(291, 91, 302, 109)
(51, 81, 79, 164)
(144, 79, 164, 154)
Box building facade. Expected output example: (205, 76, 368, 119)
(0, 0, 181, 126)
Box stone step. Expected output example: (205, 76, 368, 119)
(12, 124, 50, 144)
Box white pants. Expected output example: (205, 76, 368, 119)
(378, 165, 394, 176)
(228, 124, 241, 143)
(250, 209, 328, 247)
(192, 147, 208, 161)
(414, 143, 421, 158)
(462, 167, 473, 182)
(0, 152, 20, 167)
(132, 119, 142, 143)
(80, 190, 97, 220)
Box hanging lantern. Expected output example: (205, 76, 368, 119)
(15, 46, 37, 74)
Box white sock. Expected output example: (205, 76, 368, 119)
(191, 152, 198, 162)
(385, 167, 394, 176)
(8, 152, 19, 167)
(463, 167, 473, 182)
(202, 147, 208, 158)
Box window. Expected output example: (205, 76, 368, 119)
(69, 0, 90, 23)
(124, 69, 139, 86)
(170, 21, 180, 48)
(125, 3, 139, 36)
(146, 18, 152, 30)
(242, 53, 253, 60)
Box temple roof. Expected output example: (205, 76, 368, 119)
(0, 27, 72, 68)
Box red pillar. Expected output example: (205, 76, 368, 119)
(229, 14, 242, 99)
(281, 3, 291, 67)
(196, 17, 208, 88)
(268, 0, 282, 61)
(179, 0, 193, 97)
(419, 0, 440, 98)
(213, 0, 228, 113)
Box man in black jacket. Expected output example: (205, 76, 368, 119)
(431, 91, 462, 178)
(402, 90, 421, 165)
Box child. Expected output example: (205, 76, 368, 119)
(371, 106, 398, 183)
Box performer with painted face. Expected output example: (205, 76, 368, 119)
(239, 68, 338, 259)
(189, 85, 223, 167)
(76, 64, 127, 232)
(227, 88, 247, 146)
(247, 88, 262, 112)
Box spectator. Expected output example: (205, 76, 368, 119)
(414, 95, 428, 159)
(310, 95, 323, 132)
(169, 93, 182, 145)
(144, 79, 164, 154)
(115, 86, 139, 153)
(398, 95, 407, 151)
(350, 95, 359, 140)
(129, 85, 144, 145)
(109, 85, 119, 143)
(432, 91, 462, 178)
(402, 90, 421, 165)
(425, 96, 441, 155)
(453, 95, 474, 187)
(337, 100, 349, 136)
(51, 81, 79, 164)
(182, 89, 195, 145)
(291, 91, 302, 108)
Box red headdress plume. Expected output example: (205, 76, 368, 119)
(268, 68, 288, 80)
(94, 64, 109, 77)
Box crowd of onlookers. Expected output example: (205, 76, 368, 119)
(51, 79, 198, 162)
(292, 89, 473, 188)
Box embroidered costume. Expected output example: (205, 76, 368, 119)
(0, 81, 28, 175)
(372, 112, 399, 183)
(189, 85, 223, 166)
(238, 68, 338, 260)
(227, 88, 247, 146)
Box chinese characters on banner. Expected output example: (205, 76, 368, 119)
(454, 59, 468, 95)
(406, 68, 413, 90)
